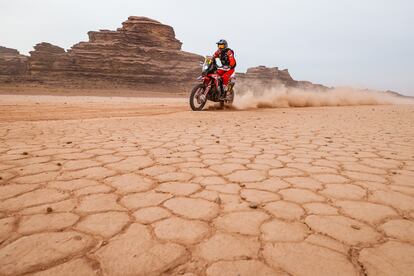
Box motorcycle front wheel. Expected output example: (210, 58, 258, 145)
(189, 84, 207, 111)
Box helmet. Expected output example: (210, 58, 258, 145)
(216, 39, 228, 49)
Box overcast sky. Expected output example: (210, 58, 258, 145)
(1, 0, 413, 95)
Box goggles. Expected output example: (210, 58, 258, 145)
(217, 44, 225, 49)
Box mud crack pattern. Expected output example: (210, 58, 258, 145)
(0, 104, 413, 275)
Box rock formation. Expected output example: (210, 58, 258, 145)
(237, 66, 295, 86)
(237, 65, 329, 92)
(28, 43, 73, 77)
(294, 80, 329, 91)
(1, 16, 204, 91)
(0, 16, 331, 93)
(0, 46, 28, 77)
(29, 17, 203, 88)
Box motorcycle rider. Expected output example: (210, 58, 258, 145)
(213, 39, 236, 100)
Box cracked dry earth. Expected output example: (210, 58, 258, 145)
(0, 99, 414, 276)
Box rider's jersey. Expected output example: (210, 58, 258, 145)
(213, 48, 237, 69)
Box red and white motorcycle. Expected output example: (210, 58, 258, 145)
(189, 56, 235, 111)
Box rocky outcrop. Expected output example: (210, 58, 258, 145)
(0, 17, 330, 93)
(88, 16, 182, 50)
(237, 65, 329, 91)
(384, 90, 413, 99)
(2, 16, 203, 91)
(237, 66, 295, 86)
(28, 43, 73, 76)
(0, 46, 28, 76)
(295, 80, 329, 91)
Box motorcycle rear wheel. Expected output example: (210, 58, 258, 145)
(190, 84, 207, 111)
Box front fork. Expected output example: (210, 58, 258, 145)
(196, 82, 211, 104)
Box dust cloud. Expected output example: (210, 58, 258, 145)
(233, 86, 413, 110)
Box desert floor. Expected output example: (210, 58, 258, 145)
(0, 94, 414, 276)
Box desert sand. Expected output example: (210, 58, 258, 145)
(0, 93, 414, 276)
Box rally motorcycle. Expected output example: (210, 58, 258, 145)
(189, 56, 235, 111)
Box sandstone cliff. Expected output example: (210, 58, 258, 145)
(1, 16, 203, 91)
(0, 16, 331, 93)
(0, 46, 28, 77)
(237, 65, 329, 91)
